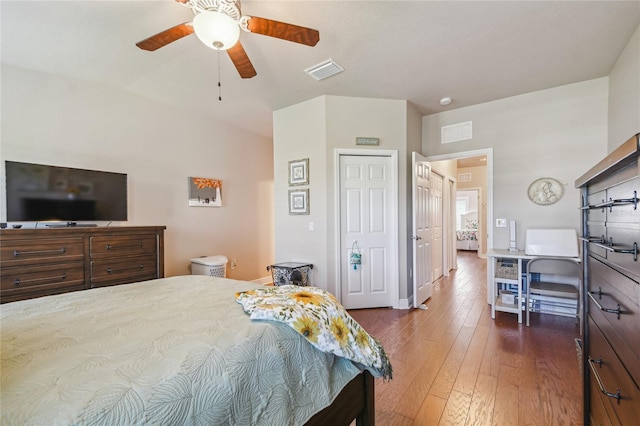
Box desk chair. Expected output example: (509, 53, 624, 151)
(526, 257, 581, 326)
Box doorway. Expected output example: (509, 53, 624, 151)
(456, 188, 481, 253)
(428, 148, 493, 277)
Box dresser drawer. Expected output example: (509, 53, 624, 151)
(0, 237, 84, 267)
(587, 223, 609, 259)
(0, 262, 85, 303)
(587, 189, 607, 222)
(606, 223, 640, 278)
(90, 235, 157, 259)
(588, 316, 640, 426)
(588, 256, 640, 379)
(606, 177, 639, 225)
(90, 254, 158, 287)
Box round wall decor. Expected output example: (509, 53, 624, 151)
(527, 177, 564, 205)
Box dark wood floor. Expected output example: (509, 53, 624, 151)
(349, 250, 582, 425)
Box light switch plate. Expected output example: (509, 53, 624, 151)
(496, 218, 507, 227)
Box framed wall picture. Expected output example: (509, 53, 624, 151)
(527, 177, 564, 206)
(188, 177, 222, 207)
(289, 189, 309, 215)
(288, 158, 309, 186)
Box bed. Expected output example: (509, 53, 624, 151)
(456, 211, 479, 251)
(1, 275, 388, 425)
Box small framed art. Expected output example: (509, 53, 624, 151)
(288, 158, 309, 186)
(289, 189, 309, 215)
(188, 177, 222, 207)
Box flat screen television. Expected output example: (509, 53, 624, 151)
(5, 161, 127, 223)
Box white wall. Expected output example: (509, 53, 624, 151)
(326, 97, 410, 302)
(608, 24, 640, 152)
(405, 104, 423, 300)
(1, 65, 274, 281)
(274, 95, 417, 302)
(457, 190, 479, 215)
(422, 78, 609, 250)
(272, 96, 327, 285)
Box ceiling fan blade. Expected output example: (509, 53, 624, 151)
(227, 41, 257, 79)
(136, 23, 194, 51)
(247, 16, 319, 47)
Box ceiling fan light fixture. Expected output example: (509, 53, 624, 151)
(193, 10, 240, 51)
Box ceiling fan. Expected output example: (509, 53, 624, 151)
(136, 0, 320, 79)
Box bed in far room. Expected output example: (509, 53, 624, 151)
(1, 275, 389, 425)
(456, 211, 479, 251)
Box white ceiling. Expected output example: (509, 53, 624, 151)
(2, 1, 639, 139)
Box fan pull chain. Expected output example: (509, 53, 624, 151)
(217, 51, 222, 101)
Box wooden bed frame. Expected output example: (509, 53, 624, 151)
(306, 370, 375, 426)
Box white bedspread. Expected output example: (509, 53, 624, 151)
(1, 275, 361, 425)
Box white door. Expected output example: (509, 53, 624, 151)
(431, 172, 444, 281)
(340, 155, 394, 309)
(412, 152, 433, 307)
(447, 178, 457, 273)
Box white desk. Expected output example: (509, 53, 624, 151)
(487, 249, 580, 323)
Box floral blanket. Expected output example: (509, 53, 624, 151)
(456, 229, 478, 241)
(236, 285, 393, 380)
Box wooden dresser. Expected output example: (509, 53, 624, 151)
(0, 226, 165, 303)
(576, 134, 639, 425)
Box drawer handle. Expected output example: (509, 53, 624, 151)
(592, 240, 638, 261)
(587, 191, 638, 211)
(588, 357, 622, 404)
(13, 248, 66, 257)
(579, 235, 606, 244)
(15, 273, 67, 286)
(617, 241, 638, 262)
(106, 242, 144, 250)
(587, 288, 621, 320)
(106, 264, 144, 274)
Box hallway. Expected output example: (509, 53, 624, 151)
(349, 250, 582, 425)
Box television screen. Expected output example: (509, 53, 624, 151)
(5, 161, 127, 223)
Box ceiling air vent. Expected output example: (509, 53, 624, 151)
(305, 59, 344, 81)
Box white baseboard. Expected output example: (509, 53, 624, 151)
(398, 298, 411, 310)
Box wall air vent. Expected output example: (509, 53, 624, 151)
(441, 121, 473, 144)
(305, 59, 344, 81)
(458, 173, 472, 182)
